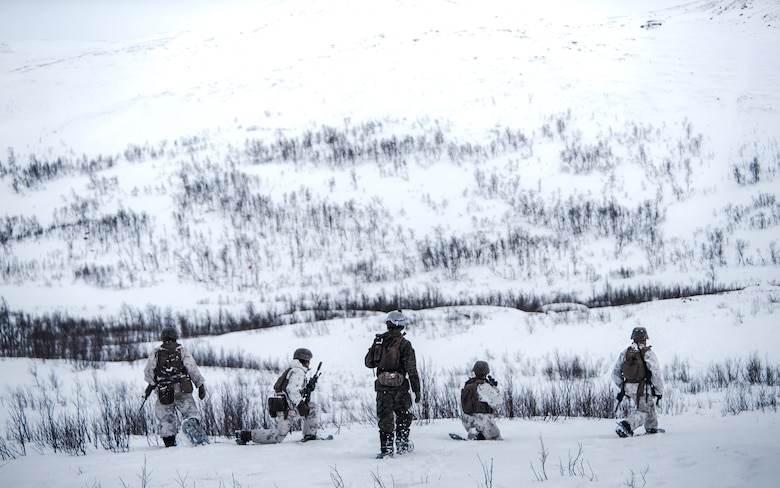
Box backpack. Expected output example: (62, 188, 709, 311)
(273, 367, 292, 394)
(368, 332, 404, 371)
(622, 346, 650, 383)
(461, 378, 493, 415)
(155, 344, 185, 382)
(154, 343, 189, 405)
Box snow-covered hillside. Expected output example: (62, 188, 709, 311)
(1, 0, 778, 319)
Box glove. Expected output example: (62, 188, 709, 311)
(655, 395, 662, 406)
(297, 401, 311, 417)
(198, 384, 206, 400)
(414, 392, 421, 403)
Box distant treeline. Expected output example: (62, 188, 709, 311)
(0, 280, 738, 363)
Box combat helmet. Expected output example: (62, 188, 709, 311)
(293, 348, 313, 362)
(385, 310, 407, 329)
(160, 326, 178, 342)
(472, 360, 490, 378)
(631, 327, 649, 343)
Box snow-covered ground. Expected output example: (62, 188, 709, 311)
(2, 411, 778, 487)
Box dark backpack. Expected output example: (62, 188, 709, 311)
(368, 332, 404, 371)
(155, 343, 185, 382)
(622, 346, 651, 383)
(154, 343, 188, 405)
(273, 367, 292, 394)
(461, 378, 493, 415)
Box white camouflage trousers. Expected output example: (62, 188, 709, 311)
(250, 402, 319, 444)
(623, 393, 658, 432)
(460, 413, 502, 440)
(155, 392, 200, 437)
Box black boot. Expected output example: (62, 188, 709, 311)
(616, 421, 633, 438)
(162, 435, 177, 447)
(376, 431, 394, 459)
(235, 430, 252, 445)
(395, 427, 414, 454)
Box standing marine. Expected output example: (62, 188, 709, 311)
(612, 326, 665, 437)
(143, 326, 208, 447)
(365, 310, 421, 458)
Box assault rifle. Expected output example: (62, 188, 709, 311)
(615, 389, 625, 412)
(140, 384, 155, 411)
(302, 361, 322, 403)
(486, 375, 498, 387)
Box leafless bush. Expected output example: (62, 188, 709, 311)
(542, 352, 603, 381)
(622, 465, 649, 487)
(478, 455, 494, 488)
(530, 435, 549, 481)
(93, 382, 143, 452)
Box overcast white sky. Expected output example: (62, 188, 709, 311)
(0, 0, 682, 42)
(0, 0, 259, 41)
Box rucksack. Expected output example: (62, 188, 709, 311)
(369, 332, 404, 371)
(273, 367, 292, 394)
(622, 346, 650, 383)
(154, 343, 189, 405)
(461, 378, 493, 415)
(155, 344, 185, 382)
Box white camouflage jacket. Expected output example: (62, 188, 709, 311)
(143, 343, 205, 389)
(283, 358, 311, 408)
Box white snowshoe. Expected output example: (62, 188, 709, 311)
(301, 434, 334, 442)
(395, 439, 414, 454)
(181, 418, 210, 445)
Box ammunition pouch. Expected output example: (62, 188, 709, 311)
(157, 384, 175, 405)
(268, 395, 288, 419)
(377, 371, 404, 387)
(156, 375, 192, 404)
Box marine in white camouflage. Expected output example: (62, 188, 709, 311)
(460, 360, 503, 440)
(143, 326, 207, 447)
(241, 349, 320, 444)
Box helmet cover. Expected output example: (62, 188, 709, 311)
(631, 327, 649, 343)
(293, 347, 313, 361)
(385, 310, 407, 328)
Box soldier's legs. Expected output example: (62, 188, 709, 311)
(302, 401, 320, 437)
(636, 394, 658, 429)
(461, 413, 478, 435)
(394, 389, 413, 429)
(376, 390, 396, 453)
(251, 412, 293, 444)
(461, 413, 501, 440)
(393, 389, 414, 452)
(480, 415, 501, 440)
(376, 390, 396, 434)
(174, 393, 201, 422)
(626, 394, 658, 431)
(154, 400, 180, 438)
